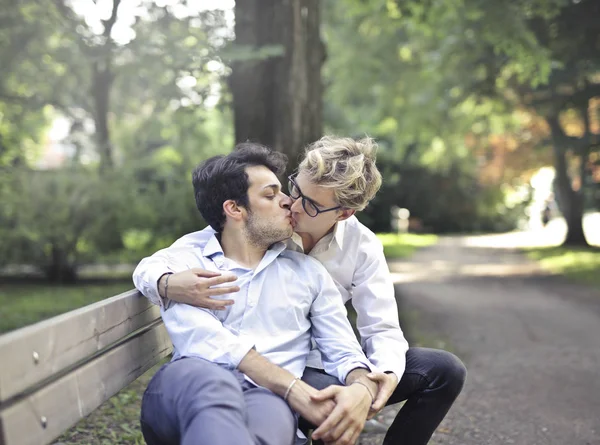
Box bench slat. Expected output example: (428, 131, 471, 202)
(0, 289, 160, 403)
(0, 321, 172, 445)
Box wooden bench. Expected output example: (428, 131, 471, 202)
(0, 289, 172, 445)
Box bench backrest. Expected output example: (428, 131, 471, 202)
(0, 289, 173, 445)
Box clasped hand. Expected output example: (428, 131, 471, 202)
(309, 384, 373, 445)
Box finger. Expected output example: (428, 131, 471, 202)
(334, 427, 356, 445)
(349, 427, 362, 445)
(202, 286, 240, 296)
(366, 373, 385, 382)
(310, 385, 340, 401)
(371, 384, 392, 411)
(371, 394, 387, 412)
(206, 275, 238, 286)
(312, 405, 344, 439)
(190, 268, 221, 277)
(323, 415, 353, 444)
(204, 300, 235, 310)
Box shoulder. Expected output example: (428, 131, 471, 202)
(344, 216, 383, 251)
(171, 226, 216, 248)
(280, 249, 331, 276)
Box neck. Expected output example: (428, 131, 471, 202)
(297, 224, 336, 254)
(220, 226, 267, 269)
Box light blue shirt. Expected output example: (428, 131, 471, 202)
(134, 216, 408, 381)
(158, 234, 376, 383)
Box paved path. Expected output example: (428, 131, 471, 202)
(359, 232, 600, 445)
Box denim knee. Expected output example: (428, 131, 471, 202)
(436, 351, 467, 398)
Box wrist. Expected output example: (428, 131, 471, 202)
(284, 378, 299, 401)
(351, 381, 374, 405)
(157, 273, 172, 299)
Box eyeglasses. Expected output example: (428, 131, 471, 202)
(287, 174, 342, 217)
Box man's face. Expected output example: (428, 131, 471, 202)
(289, 170, 341, 237)
(243, 165, 293, 247)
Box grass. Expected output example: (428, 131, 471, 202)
(376, 233, 438, 259)
(0, 280, 133, 334)
(524, 246, 600, 286)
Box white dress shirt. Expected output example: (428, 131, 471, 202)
(133, 216, 409, 380)
(134, 234, 376, 383)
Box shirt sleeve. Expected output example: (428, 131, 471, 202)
(131, 228, 216, 307)
(162, 303, 255, 368)
(351, 236, 409, 381)
(308, 260, 379, 383)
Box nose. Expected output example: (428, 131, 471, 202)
(290, 197, 303, 213)
(281, 193, 292, 210)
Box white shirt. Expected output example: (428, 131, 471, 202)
(133, 216, 409, 380)
(134, 234, 376, 383)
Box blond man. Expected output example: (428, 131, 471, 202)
(134, 136, 466, 445)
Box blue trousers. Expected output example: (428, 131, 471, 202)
(140, 357, 296, 445)
(301, 347, 466, 445)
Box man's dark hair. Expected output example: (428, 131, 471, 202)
(192, 142, 288, 231)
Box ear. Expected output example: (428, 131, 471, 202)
(223, 199, 246, 223)
(336, 208, 355, 222)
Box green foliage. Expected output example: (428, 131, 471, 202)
(525, 246, 600, 286)
(358, 160, 531, 234)
(376, 233, 438, 258)
(0, 168, 133, 281)
(0, 159, 212, 280)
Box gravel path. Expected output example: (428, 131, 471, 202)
(359, 234, 600, 445)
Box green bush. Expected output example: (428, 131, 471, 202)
(0, 163, 206, 282)
(359, 161, 530, 234)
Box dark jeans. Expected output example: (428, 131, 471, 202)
(301, 347, 466, 445)
(140, 357, 296, 445)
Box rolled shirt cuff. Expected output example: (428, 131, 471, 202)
(146, 269, 173, 308)
(337, 359, 381, 384)
(228, 337, 256, 368)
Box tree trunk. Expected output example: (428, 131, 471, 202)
(231, 0, 324, 174)
(548, 116, 589, 247)
(45, 245, 78, 283)
(92, 61, 114, 171)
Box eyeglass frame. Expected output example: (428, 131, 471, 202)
(287, 174, 343, 217)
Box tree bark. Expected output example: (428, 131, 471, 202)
(45, 245, 77, 283)
(547, 115, 589, 247)
(92, 61, 114, 171)
(231, 0, 324, 174)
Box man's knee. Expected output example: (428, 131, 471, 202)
(246, 387, 296, 444)
(430, 349, 467, 397)
(409, 348, 467, 397)
(157, 358, 244, 411)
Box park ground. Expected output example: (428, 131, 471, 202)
(360, 216, 600, 445)
(1, 216, 599, 444)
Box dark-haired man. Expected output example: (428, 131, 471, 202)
(137, 143, 382, 445)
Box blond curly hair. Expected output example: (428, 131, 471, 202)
(298, 136, 382, 211)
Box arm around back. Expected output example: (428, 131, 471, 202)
(132, 228, 240, 309)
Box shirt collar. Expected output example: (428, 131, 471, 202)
(287, 219, 347, 253)
(202, 233, 288, 271)
(202, 234, 224, 258)
(332, 219, 346, 250)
